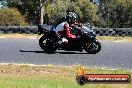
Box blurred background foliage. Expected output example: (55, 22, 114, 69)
(0, 0, 131, 28)
(0, 8, 28, 26)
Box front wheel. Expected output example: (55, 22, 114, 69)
(39, 35, 57, 54)
(83, 39, 101, 54)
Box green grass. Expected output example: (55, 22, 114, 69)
(0, 75, 131, 88)
(0, 64, 131, 88)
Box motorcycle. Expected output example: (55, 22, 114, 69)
(38, 24, 101, 54)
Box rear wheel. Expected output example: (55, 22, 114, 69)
(84, 39, 101, 54)
(39, 35, 57, 54)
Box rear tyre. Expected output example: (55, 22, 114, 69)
(84, 39, 101, 54)
(39, 35, 57, 54)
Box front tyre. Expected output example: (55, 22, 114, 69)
(39, 35, 57, 54)
(84, 39, 101, 54)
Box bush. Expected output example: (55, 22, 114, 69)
(44, 0, 99, 26)
(0, 8, 28, 26)
(44, 0, 69, 24)
(71, 0, 99, 25)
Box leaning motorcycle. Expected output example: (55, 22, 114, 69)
(38, 24, 101, 54)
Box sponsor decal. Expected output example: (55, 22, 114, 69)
(76, 65, 131, 85)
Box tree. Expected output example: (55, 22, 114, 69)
(4, 0, 100, 26)
(0, 8, 28, 26)
(98, 0, 132, 28)
(5, 0, 40, 25)
(44, 0, 69, 24)
(68, 0, 99, 26)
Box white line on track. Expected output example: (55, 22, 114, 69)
(0, 37, 6, 39)
(27, 38, 38, 40)
(114, 41, 123, 42)
(0, 37, 38, 40)
(113, 40, 128, 43)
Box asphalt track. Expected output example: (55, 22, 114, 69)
(0, 38, 132, 69)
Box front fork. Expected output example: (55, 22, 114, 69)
(82, 37, 97, 48)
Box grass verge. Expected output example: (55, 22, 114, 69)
(0, 64, 131, 88)
(0, 33, 39, 38)
(97, 36, 132, 42)
(0, 33, 132, 42)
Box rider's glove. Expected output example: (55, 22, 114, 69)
(72, 35, 76, 38)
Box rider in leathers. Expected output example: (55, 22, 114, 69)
(52, 12, 78, 44)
